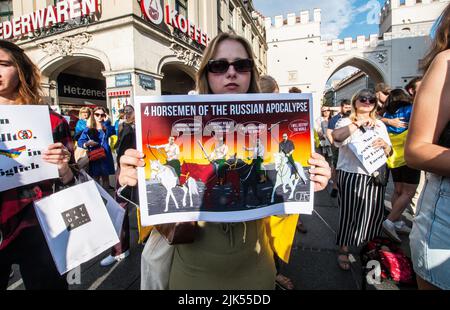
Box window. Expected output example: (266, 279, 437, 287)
(229, 3, 234, 30)
(288, 71, 298, 82)
(217, 0, 223, 33)
(175, 0, 188, 18)
(0, 0, 13, 23)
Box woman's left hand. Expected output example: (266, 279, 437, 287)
(372, 138, 387, 150)
(42, 143, 73, 181)
(308, 152, 331, 192)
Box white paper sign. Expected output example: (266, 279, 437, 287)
(34, 180, 120, 275)
(0, 105, 59, 191)
(348, 130, 387, 175)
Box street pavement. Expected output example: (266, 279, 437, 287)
(7, 177, 417, 290)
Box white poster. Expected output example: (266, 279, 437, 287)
(349, 130, 387, 175)
(0, 105, 59, 192)
(34, 180, 120, 275)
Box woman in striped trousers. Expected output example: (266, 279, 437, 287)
(332, 89, 392, 270)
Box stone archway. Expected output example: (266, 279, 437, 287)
(326, 56, 386, 86)
(160, 62, 196, 95)
(321, 56, 387, 107)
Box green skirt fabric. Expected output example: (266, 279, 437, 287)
(169, 220, 276, 290)
(166, 159, 181, 177)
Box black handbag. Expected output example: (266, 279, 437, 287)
(371, 164, 389, 186)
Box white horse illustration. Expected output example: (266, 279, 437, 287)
(271, 152, 307, 203)
(150, 160, 199, 212)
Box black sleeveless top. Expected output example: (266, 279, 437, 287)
(438, 122, 450, 148)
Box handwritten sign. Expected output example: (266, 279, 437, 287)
(0, 105, 59, 192)
(348, 130, 387, 175)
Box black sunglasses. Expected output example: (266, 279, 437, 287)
(94, 113, 106, 117)
(358, 96, 377, 104)
(207, 58, 254, 73)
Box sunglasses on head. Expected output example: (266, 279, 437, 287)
(94, 113, 106, 117)
(358, 96, 377, 104)
(207, 58, 254, 73)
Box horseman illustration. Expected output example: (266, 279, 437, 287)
(271, 152, 307, 203)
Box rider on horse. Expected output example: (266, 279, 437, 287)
(148, 136, 181, 179)
(279, 133, 300, 179)
(208, 136, 228, 185)
(243, 138, 266, 183)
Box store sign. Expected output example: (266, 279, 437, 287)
(108, 90, 131, 97)
(140, 0, 164, 25)
(0, 0, 100, 40)
(139, 74, 156, 90)
(139, 1, 210, 47)
(115, 73, 132, 88)
(58, 73, 106, 101)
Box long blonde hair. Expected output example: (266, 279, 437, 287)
(349, 89, 378, 122)
(78, 106, 92, 119)
(196, 32, 260, 94)
(0, 40, 43, 104)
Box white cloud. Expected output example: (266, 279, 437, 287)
(254, 0, 383, 39)
(254, 0, 357, 40)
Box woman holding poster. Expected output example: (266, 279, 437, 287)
(0, 40, 75, 289)
(119, 32, 331, 290)
(332, 89, 392, 271)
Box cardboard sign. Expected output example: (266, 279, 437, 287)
(0, 105, 59, 191)
(34, 180, 121, 275)
(135, 93, 315, 226)
(348, 130, 387, 175)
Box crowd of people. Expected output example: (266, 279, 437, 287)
(1, 2, 450, 291)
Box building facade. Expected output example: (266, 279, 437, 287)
(333, 70, 375, 104)
(0, 0, 267, 129)
(265, 0, 449, 116)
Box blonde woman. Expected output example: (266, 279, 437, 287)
(74, 106, 91, 140)
(332, 89, 392, 270)
(119, 32, 332, 289)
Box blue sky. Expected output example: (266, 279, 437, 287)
(253, 0, 386, 83)
(253, 0, 384, 40)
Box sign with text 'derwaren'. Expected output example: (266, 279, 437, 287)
(0, 105, 59, 192)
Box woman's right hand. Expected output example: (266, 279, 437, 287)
(387, 117, 408, 129)
(353, 118, 376, 128)
(118, 149, 145, 187)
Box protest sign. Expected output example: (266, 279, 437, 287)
(348, 130, 387, 175)
(34, 180, 120, 275)
(0, 105, 58, 191)
(135, 93, 314, 226)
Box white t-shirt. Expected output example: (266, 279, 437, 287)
(334, 118, 391, 175)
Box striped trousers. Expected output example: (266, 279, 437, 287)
(336, 170, 385, 247)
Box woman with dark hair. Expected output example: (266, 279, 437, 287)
(0, 40, 75, 289)
(332, 88, 392, 271)
(118, 32, 331, 289)
(382, 89, 419, 243)
(78, 106, 115, 189)
(405, 3, 450, 290)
